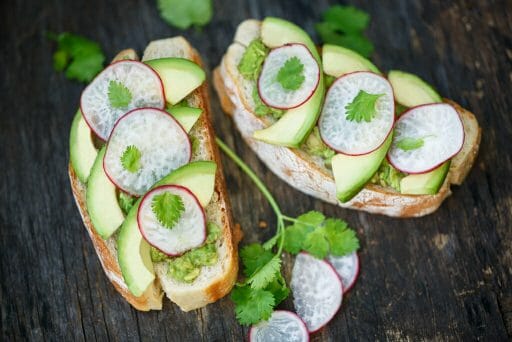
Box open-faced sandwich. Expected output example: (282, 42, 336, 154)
(69, 37, 240, 311)
(214, 18, 481, 217)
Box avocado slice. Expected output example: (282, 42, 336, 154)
(332, 134, 393, 202)
(253, 17, 325, 147)
(400, 162, 450, 195)
(117, 161, 217, 296)
(322, 44, 380, 77)
(86, 147, 125, 239)
(388, 70, 442, 107)
(145, 58, 205, 105)
(69, 110, 98, 183)
(167, 106, 202, 133)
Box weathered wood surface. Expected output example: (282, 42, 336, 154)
(1, 0, 511, 340)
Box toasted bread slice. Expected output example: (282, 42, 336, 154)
(214, 20, 481, 217)
(69, 38, 240, 311)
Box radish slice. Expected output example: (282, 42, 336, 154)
(137, 185, 206, 256)
(104, 108, 191, 196)
(327, 252, 360, 294)
(80, 60, 165, 140)
(291, 253, 343, 332)
(249, 310, 309, 342)
(387, 103, 464, 174)
(258, 43, 320, 110)
(319, 71, 394, 155)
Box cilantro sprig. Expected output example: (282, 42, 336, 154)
(395, 136, 434, 151)
(157, 0, 212, 29)
(108, 80, 132, 109)
(120, 145, 142, 173)
(276, 57, 305, 91)
(216, 138, 359, 325)
(151, 192, 185, 229)
(345, 90, 383, 123)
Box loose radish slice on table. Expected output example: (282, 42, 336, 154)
(249, 310, 309, 342)
(327, 252, 360, 294)
(80, 60, 165, 140)
(319, 71, 394, 155)
(137, 185, 206, 256)
(104, 108, 191, 196)
(291, 253, 343, 332)
(387, 103, 464, 174)
(258, 43, 320, 109)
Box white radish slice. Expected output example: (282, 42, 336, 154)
(291, 253, 343, 332)
(249, 310, 309, 342)
(80, 60, 165, 140)
(387, 103, 464, 174)
(327, 252, 360, 294)
(319, 71, 394, 155)
(258, 43, 320, 110)
(137, 185, 206, 256)
(104, 108, 191, 196)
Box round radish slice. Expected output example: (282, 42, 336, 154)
(327, 252, 360, 294)
(319, 71, 394, 155)
(258, 43, 320, 109)
(138, 185, 206, 256)
(387, 103, 464, 174)
(249, 310, 309, 342)
(104, 108, 191, 196)
(80, 60, 165, 140)
(291, 253, 343, 332)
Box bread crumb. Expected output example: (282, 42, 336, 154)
(258, 221, 268, 229)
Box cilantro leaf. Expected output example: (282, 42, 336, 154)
(118, 192, 136, 214)
(249, 256, 281, 290)
(240, 244, 274, 277)
(345, 90, 383, 123)
(396, 137, 425, 151)
(265, 272, 290, 305)
(276, 57, 305, 91)
(323, 5, 370, 33)
(324, 219, 360, 256)
(303, 228, 329, 258)
(157, 0, 212, 29)
(108, 80, 132, 109)
(231, 286, 275, 325)
(296, 211, 326, 227)
(120, 145, 141, 173)
(151, 192, 185, 229)
(238, 39, 269, 81)
(283, 223, 313, 254)
(49, 32, 105, 83)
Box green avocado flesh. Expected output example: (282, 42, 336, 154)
(117, 161, 217, 296)
(252, 17, 325, 147)
(145, 58, 205, 105)
(86, 147, 125, 239)
(166, 105, 202, 133)
(332, 134, 393, 203)
(70, 110, 98, 183)
(400, 162, 450, 195)
(388, 70, 442, 107)
(322, 44, 380, 77)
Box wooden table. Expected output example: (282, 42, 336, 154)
(1, 0, 511, 340)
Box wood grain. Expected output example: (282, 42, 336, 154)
(0, 0, 511, 340)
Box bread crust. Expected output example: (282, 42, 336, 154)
(213, 20, 481, 217)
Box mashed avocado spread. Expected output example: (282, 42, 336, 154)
(150, 222, 221, 283)
(302, 127, 335, 167)
(370, 159, 406, 192)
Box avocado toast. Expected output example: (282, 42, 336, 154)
(214, 18, 481, 217)
(69, 37, 240, 311)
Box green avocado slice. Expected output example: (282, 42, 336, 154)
(69, 110, 98, 183)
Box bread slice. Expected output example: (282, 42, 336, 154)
(69, 38, 240, 311)
(214, 20, 481, 217)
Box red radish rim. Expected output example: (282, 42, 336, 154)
(102, 107, 192, 197)
(137, 184, 206, 257)
(327, 253, 360, 294)
(257, 43, 320, 110)
(80, 60, 166, 141)
(386, 103, 465, 174)
(248, 310, 310, 342)
(294, 252, 343, 333)
(319, 71, 395, 156)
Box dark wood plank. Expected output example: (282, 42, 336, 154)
(0, 0, 511, 340)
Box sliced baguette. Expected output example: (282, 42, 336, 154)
(214, 20, 481, 217)
(69, 38, 240, 311)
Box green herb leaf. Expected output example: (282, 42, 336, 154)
(49, 32, 105, 83)
(276, 57, 305, 91)
(249, 256, 281, 290)
(323, 5, 370, 33)
(303, 228, 330, 258)
(231, 286, 275, 325)
(118, 192, 136, 214)
(157, 0, 212, 29)
(120, 145, 141, 173)
(238, 39, 269, 81)
(240, 244, 274, 277)
(396, 137, 425, 151)
(108, 80, 132, 109)
(283, 223, 313, 254)
(265, 272, 290, 305)
(151, 192, 185, 229)
(345, 90, 383, 123)
(324, 219, 360, 256)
